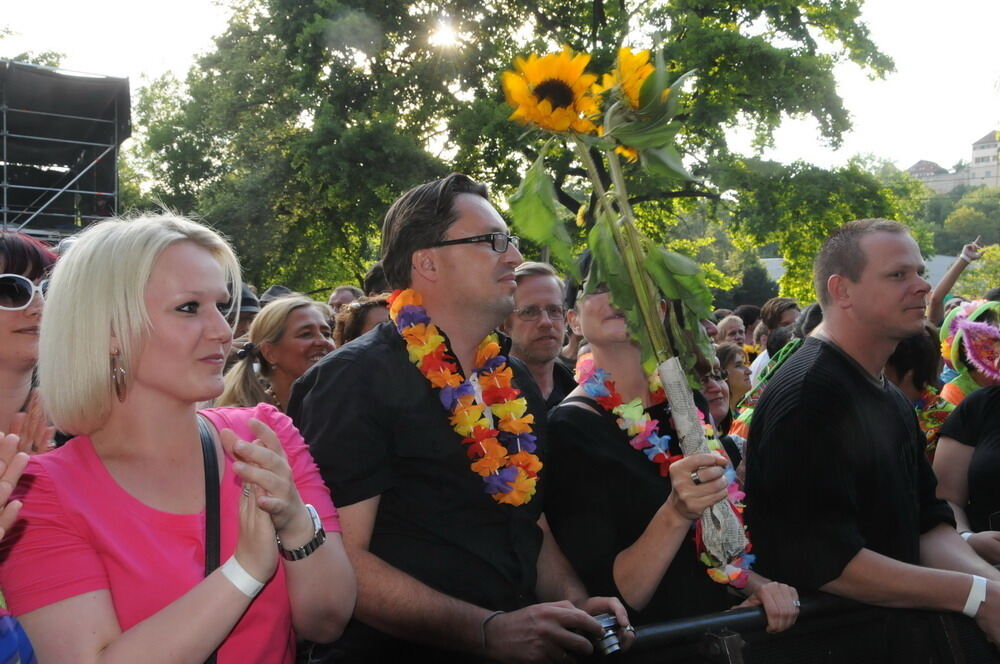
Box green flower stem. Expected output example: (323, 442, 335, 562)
(604, 147, 673, 364)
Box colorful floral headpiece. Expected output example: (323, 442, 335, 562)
(957, 318, 1000, 382)
(940, 300, 1000, 373)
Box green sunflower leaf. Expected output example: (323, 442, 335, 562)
(589, 214, 658, 373)
(665, 70, 696, 119)
(611, 121, 679, 151)
(641, 145, 697, 182)
(508, 143, 576, 274)
(643, 247, 714, 319)
(644, 247, 716, 386)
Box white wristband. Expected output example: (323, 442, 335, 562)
(963, 574, 988, 618)
(220, 556, 265, 598)
(961, 531, 974, 541)
(960, 252, 973, 264)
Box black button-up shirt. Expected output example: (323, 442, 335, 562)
(288, 321, 548, 661)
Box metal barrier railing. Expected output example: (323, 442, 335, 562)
(623, 593, 1000, 664)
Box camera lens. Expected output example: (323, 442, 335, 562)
(593, 613, 621, 656)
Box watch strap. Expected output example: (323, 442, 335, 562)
(277, 504, 326, 561)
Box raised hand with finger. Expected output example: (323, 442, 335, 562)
(219, 426, 279, 585)
(222, 419, 316, 553)
(0, 432, 29, 539)
(8, 391, 56, 455)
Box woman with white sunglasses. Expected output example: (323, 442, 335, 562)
(0, 232, 57, 454)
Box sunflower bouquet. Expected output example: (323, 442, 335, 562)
(502, 46, 752, 585)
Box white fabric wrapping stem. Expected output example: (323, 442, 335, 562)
(657, 357, 748, 565)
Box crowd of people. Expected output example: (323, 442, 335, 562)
(0, 171, 997, 663)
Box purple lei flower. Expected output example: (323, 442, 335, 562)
(515, 432, 537, 453)
(475, 355, 507, 374)
(396, 305, 431, 329)
(497, 431, 537, 454)
(483, 466, 519, 494)
(439, 381, 475, 410)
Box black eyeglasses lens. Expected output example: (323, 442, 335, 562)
(0, 277, 30, 308)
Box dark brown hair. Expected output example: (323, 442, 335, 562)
(760, 297, 799, 330)
(0, 232, 57, 280)
(813, 219, 908, 306)
(333, 295, 390, 346)
(380, 173, 489, 289)
(886, 323, 941, 392)
(715, 342, 747, 371)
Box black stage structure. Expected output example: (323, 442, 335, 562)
(0, 60, 130, 242)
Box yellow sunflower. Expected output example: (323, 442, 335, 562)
(502, 47, 601, 134)
(597, 47, 656, 109)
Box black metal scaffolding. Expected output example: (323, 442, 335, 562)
(1, 60, 130, 241)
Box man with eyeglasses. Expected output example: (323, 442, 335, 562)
(289, 174, 630, 663)
(501, 262, 576, 410)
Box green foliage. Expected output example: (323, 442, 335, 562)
(716, 158, 927, 303)
(954, 245, 1000, 300)
(507, 143, 577, 274)
(129, 0, 894, 289)
(712, 263, 779, 309)
(0, 27, 63, 66)
(116, 147, 160, 213)
(933, 187, 1000, 254)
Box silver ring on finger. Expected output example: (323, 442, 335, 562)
(691, 470, 704, 486)
(242, 485, 251, 498)
(793, 600, 801, 607)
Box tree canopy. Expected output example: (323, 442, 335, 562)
(132, 0, 898, 295)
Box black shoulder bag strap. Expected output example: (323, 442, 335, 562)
(198, 415, 221, 664)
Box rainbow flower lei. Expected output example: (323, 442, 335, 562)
(387, 289, 542, 506)
(576, 353, 753, 587)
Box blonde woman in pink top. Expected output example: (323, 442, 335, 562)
(0, 214, 355, 663)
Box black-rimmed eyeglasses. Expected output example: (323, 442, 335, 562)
(698, 369, 729, 388)
(431, 232, 520, 254)
(513, 305, 566, 322)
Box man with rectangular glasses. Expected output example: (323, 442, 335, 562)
(501, 262, 576, 411)
(289, 174, 629, 663)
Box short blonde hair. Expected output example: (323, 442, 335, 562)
(39, 214, 241, 435)
(715, 315, 744, 341)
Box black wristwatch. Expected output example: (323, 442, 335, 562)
(277, 504, 327, 561)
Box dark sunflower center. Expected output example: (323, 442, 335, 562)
(533, 79, 574, 109)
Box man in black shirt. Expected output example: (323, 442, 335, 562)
(289, 174, 628, 663)
(501, 261, 577, 411)
(746, 218, 1000, 644)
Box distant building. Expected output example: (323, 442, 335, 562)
(906, 131, 1000, 194)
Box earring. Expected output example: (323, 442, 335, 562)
(110, 350, 127, 403)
